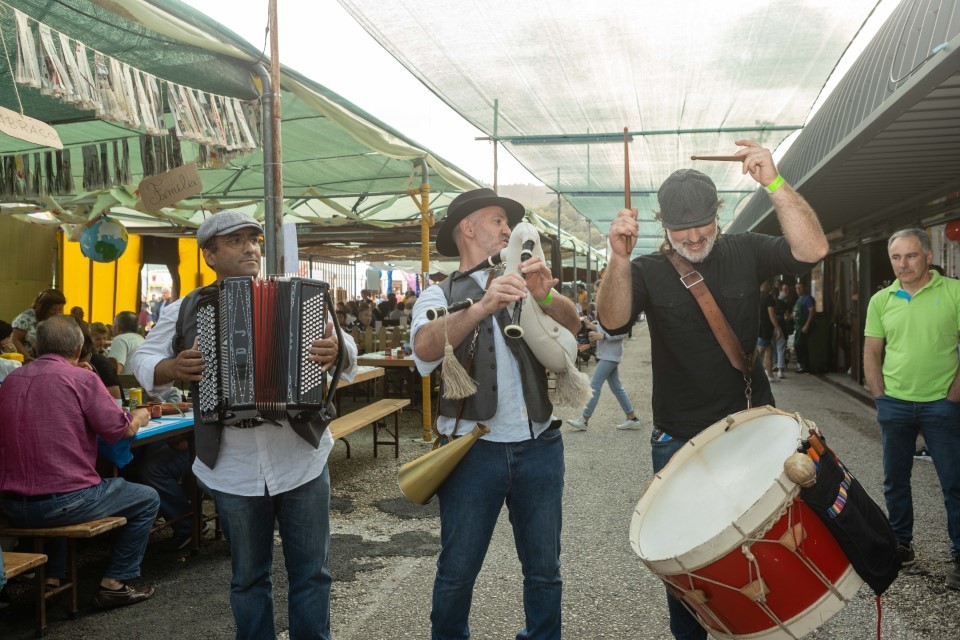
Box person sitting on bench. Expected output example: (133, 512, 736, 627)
(0, 316, 160, 609)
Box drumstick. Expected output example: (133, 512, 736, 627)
(619, 127, 634, 257)
(808, 433, 826, 456)
(690, 155, 744, 162)
(624, 127, 631, 209)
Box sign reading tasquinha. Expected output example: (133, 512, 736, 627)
(138, 163, 203, 213)
(0, 106, 63, 149)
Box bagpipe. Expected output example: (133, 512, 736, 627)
(398, 222, 590, 505)
(422, 220, 590, 406)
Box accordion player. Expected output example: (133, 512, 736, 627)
(193, 276, 344, 426)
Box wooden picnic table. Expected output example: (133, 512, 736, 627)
(356, 351, 421, 409)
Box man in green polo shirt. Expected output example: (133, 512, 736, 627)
(864, 228, 960, 591)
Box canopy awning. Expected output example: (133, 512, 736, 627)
(337, 0, 883, 255)
(0, 0, 480, 247)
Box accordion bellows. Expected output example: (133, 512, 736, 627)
(196, 277, 334, 424)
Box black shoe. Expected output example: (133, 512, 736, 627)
(897, 542, 916, 567)
(914, 446, 932, 461)
(93, 583, 155, 609)
(947, 560, 960, 591)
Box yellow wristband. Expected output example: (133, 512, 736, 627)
(765, 174, 785, 194)
(536, 290, 553, 306)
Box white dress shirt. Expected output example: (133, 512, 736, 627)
(131, 297, 358, 497)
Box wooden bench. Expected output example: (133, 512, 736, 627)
(0, 517, 127, 634)
(329, 398, 410, 458)
(3, 552, 49, 637)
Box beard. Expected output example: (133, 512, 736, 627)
(668, 228, 719, 263)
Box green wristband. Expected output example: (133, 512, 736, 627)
(536, 290, 553, 306)
(765, 174, 785, 194)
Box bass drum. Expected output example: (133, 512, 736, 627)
(629, 406, 862, 639)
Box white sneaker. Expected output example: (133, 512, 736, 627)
(566, 417, 588, 431)
(616, 418, 641, 430)
(777, 370, 785, 379)
(767, 375, 780, 383)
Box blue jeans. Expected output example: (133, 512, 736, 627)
(432, 428, 564, 640)
(1, 478, 159, 581)
(583, 359, 634, 419)
(211, 467, 332, 640)
(876, 395, 960, 560)
(128, 442, 192, 539)
(651, 431, 708, 640)
(774, 333, 787, 370)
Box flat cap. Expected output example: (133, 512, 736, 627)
(657, 169, 719, 230)
(196, 210, 262, 247)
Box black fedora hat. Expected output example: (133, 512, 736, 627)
(436, 188, 525, 257)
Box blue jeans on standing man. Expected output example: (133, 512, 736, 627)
(875, 395, 960, 561)
(432, 427, 564, 640)
(651, 431, 708, 640)
(774, 333, 787, 371)
(583, 359, 634, 419)
(1, 478, 159, 581)
(211, 467, 333, 640)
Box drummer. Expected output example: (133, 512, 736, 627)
(598, 140, 829, 640)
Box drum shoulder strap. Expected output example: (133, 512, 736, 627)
(663, 250, 751, 377)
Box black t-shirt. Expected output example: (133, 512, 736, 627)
(90, 352, 124, 401)
(759, 292, 776, 340)
(604, 233, 814, 440)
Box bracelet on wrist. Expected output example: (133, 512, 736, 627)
(536, 290, 553, 306)
(765, 174, 785, 194)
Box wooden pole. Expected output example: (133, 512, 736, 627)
(624, 127, 630, 209)
(411, 159, 433, 442)
(268, 0, 283, 274)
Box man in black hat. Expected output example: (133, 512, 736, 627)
(598, 140, 829, 640)
(411, 187, 580, 639)
(130, 210, 357, 640)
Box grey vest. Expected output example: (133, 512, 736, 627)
(436, 273, 553, 426)
(174, 285, 329, 469)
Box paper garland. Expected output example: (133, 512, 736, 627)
(9, 7, 260, 153)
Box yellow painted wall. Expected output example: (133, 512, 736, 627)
(0, 217, 57, 322)
(178, 237, 216, 295)
(59, 234, 216, 326)
(60, 233, 143, 325)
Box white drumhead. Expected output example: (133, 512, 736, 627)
(631, 407, 803, 569)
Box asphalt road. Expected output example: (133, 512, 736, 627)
(2, 323, 957, 639)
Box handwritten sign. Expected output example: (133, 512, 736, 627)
(0, 106, 63, 149)
(138, 163, 203, 212)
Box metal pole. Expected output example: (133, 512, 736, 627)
(587, 220, 592, 298)
(572, 241, 578, 304)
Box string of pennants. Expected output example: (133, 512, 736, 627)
(1, 5, 262, 200)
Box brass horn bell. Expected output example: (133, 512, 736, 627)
(398, 423, 490, 505)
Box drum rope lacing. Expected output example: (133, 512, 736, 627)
(668, 489, 851, 636)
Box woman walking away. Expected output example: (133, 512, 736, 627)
(566, 280, 640, 431)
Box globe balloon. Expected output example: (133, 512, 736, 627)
(80, 216, 128, 262)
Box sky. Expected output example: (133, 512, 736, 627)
(179, 0, 902, 188)
(180, 0, 539, 186)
